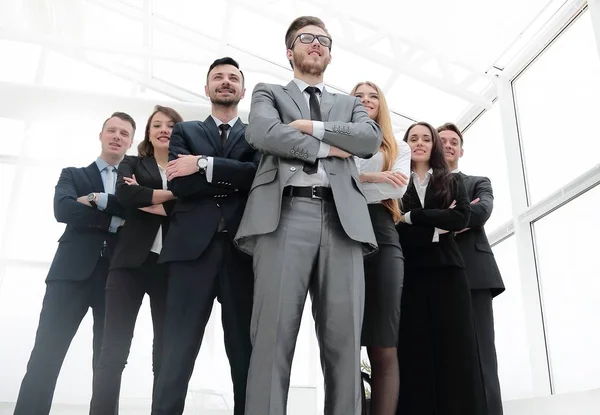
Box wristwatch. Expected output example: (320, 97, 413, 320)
(197, 155, 209, 174)
(87, 193, 97, 208)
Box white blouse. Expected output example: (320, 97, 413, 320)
(354, 138, 411, 204)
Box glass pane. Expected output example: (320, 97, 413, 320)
(0, 117, 26, 156)
(514, 12, 600, 203)
(0, 40, 41, 84)
(492, 236, 535, 400)
(460, 105, 513, 232)
(533, 185, 600, 393)
(3, 165, 65, 262)
(0, 164, 17, 241)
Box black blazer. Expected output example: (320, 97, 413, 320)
(47, 162, 126, 282)
(160, 117, 260, 263)
(454, 173, 505, 295)
(111, 155, 176, 269)
(396, 173, 470, 270)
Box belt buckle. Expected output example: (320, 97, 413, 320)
(311, 185, 323, 200)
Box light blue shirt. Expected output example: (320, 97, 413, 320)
(95, 157, 124, 233)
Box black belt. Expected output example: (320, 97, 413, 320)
(283, 186, 333, 200)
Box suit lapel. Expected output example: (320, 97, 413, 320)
(283, 81, 310, 120)
(141, 157, 161, 187)
(223, 119, 246, 156)
(201, 116, 222, 155)
(424, 181, 436, 209)
(84, 162, 104, 192)
(320, 88, 336, 121)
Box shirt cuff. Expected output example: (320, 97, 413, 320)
(96, 192, 108, 211)
(432, 228, 440, 243)
(317, 141, 331, 159)
(312, 121, 325, 139)
(205, 156, 214, 183)
(404, 211, 412, 224)
(108, 216, 123, 233)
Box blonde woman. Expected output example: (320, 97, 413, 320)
(351, 81, 410, 415)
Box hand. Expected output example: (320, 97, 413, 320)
(397, 214, 405, 223)
(448, 199, 456, 209)
(470, 197, 480, 205)
(328, 146, 352, 158)
(166, 154, 200, 181)
(124, 174, 139, 186)
(360, 171, 408, 187)
(438, 229, 450, 234)
(289, 119, 313, 135)
(455, 227, 471, 234)
(77, 195, 92, 206)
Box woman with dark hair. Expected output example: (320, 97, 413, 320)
(351, 81, 410, 415)
(90, 105, 183, 413)
(395, 122, 485, 415)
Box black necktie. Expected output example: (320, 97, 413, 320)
(303, 86, 321, 174)
(219, 123, 230, 149)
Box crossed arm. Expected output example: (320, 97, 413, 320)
(245, 83, 382, 162)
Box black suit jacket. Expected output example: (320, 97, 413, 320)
(111, 155, 176, 269)
(47, 162, 126, 282)
(397, 173, 470, 270)
(454, 172, 505, 296)
(160, 117, 260, 263)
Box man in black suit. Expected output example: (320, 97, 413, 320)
(151, 57, 259, 415)
(439, 122, 506, 415)
(13, 112, 134, 415)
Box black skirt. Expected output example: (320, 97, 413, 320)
(361, 204, 404, 347)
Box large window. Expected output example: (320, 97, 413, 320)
(461, 105, 512, 232)
(492, 236, 535, 400)
(533, 185, 600, 394)
(513, 11, 600, 204)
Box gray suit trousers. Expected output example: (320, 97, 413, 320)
(245, 196, 365, 415)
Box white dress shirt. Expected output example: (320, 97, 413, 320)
(150, 164, 167, 254)
(95, 157, 124, 233)
(355, 139, 411, 203)
(404, 168, 440, 243)
(205, 115, 239, 183)
(285, 78, 331, 188)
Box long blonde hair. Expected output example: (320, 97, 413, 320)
(351, 81, 401, 222)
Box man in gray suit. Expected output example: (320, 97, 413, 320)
(235, 15, 382, 415)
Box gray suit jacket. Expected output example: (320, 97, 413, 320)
(234, 81, 382, 256)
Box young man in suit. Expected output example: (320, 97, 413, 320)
(150, 57, 259, 415)
(235, 16, 382, 415)
(13, 112, 133, 415)
(439, 122, 506, 415)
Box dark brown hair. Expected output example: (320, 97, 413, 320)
(206, 56, 245, 86)
(285, 16, 331, 69)
(437, 122, 464, 146)
(403, 122, 454, 207)
(138, 105, 184, 158)
(102, 111, 136, 133)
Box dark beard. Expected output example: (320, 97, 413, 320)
(292, 50, 328, 76)
(211, 96, 240, 107)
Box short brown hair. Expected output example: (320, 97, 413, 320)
(437, 122, 463, 146)
(285, 16, 330, 50)
(102, 112, 136, 133)
(138, 105, 184, 157)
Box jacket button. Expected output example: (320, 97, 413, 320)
(290, 166, 297, 172)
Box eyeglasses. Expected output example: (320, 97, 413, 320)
(290, 33, 333, 49)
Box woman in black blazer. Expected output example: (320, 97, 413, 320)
(90, 105, 183, 413)
(395, 122, 485, 415)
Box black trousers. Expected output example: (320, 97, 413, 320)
(90, 253, 168, 414)
(13, 257, 109, 415)
(471, 289, 503, 415)
(397, 266, 486, 415)
(151, 233, 254, 415)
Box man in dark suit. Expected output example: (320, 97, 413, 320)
(439, 122, 506, 415)
(13, 112, 134, 415)
(150, 57, 259, 415)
